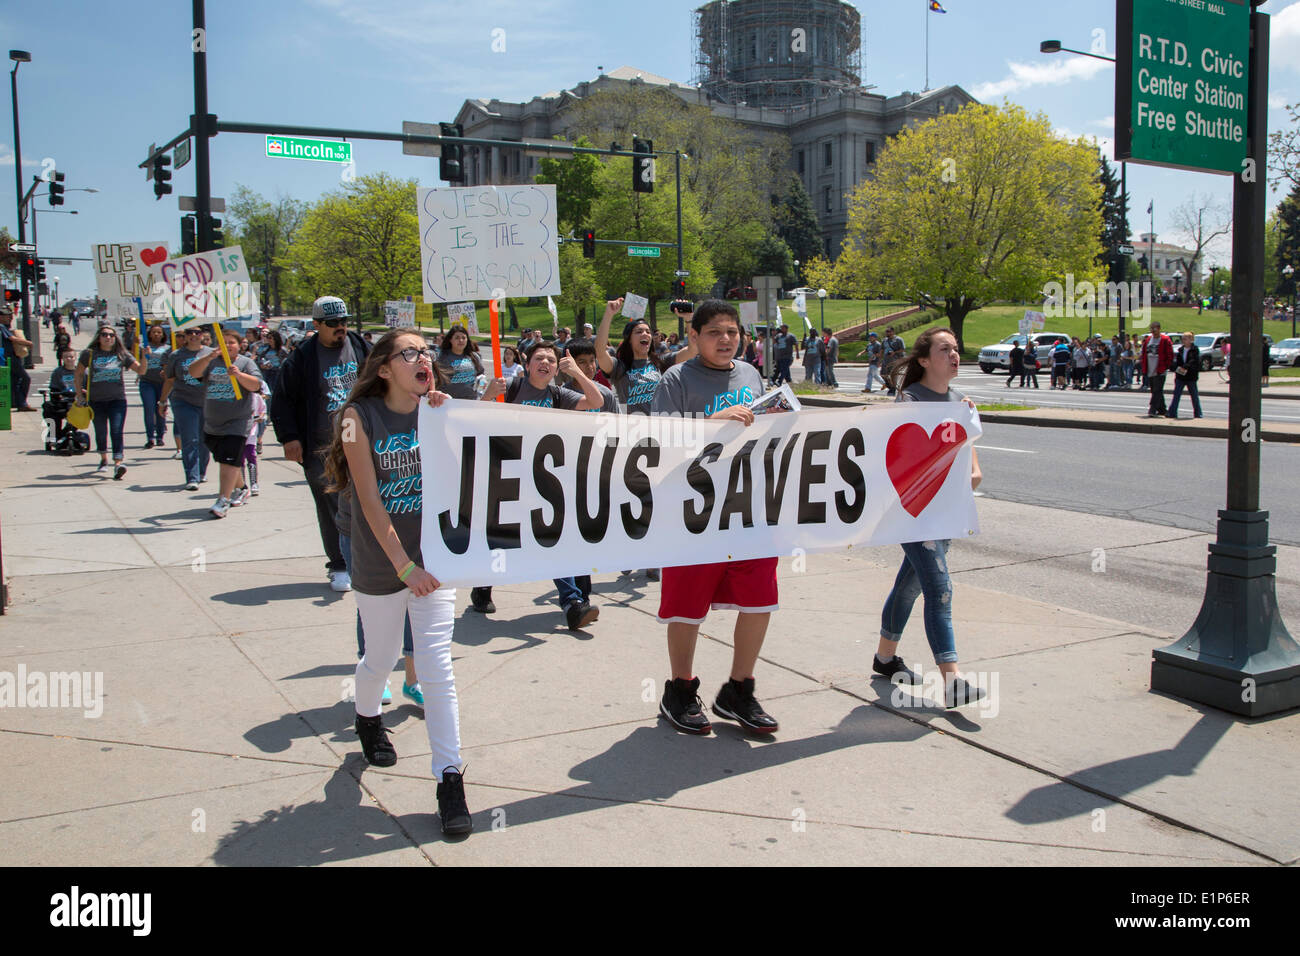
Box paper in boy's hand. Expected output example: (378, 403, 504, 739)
(749, 383, 802, 415)
(621, 293, 648, 320)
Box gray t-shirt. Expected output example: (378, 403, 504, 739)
(824, 336, 840, 364)
(897, 382, 967, 403)
(79, 348, 128, 404)
(141, 344, 171, 386)
(316, 337, 360, 446)
(578, 381, 618, 414)
(774, 333, 797, 361)
(348, 397, 423, 596)
(651, 357, 763, 416)
(436, 351, 483, 400)
(610, 357, 665, 414)
(202, 354, 263, 437)
(508, 377, 583, 409)
(165, 346, 214, 407)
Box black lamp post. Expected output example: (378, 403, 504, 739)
(10, 49, 32, 363)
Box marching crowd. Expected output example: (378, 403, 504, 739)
(14, 294, 982, 837)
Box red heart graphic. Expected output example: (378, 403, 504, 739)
(139, 246, 167, 267)
(886, 421, 968, 518)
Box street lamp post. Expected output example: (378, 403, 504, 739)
(817, 288, 827, 334)
(1286, 264, 1297, 339)
(10, 49, 33, 365)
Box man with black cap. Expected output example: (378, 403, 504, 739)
(0, 303, 34, 411)
(271, 295, 372, 591)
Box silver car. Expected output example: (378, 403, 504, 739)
(1270, 337, 1300, 367)
(979, 332, 1071, 373)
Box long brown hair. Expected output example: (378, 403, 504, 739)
(616, 319, 672, 372)
(324, 329, 442, 495)
(884, 326, 957, 392)
(87, 324, 132, 365)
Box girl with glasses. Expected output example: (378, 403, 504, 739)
(76, 326, 147, 479)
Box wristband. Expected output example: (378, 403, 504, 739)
(397, 561, 416, 582)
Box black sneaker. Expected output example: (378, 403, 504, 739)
(944, 676, 986, 709)
(873, 654, 922, 685)
(469, 587, 495, 613)
(712, 677, 779, 734)
(565, 601, 599, 630)
(659, 677, 712, 735)
(646, 568, 660, 582)
(436, 766, 473, 836)
(354, 713, 397, 767)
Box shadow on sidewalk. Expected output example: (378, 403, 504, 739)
(241, 698, 422, 754)
(211, 582, 347, 607)
(454, 609, 597, 650)
(1004, 712, 1230, 825)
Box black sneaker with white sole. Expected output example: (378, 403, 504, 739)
(354, 713, 397, 767)
(469, 587, 495, 613)
(437, 766, 473, 836)
(565, 601, 598, 630)
(873, 654, 921, 685)
(659, 677, 712, 735)
(944, 676, 986, 709)
(712, 677, 778, 734)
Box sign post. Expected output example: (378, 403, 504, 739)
(1118, 1, 1300, 716)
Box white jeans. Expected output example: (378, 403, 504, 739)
(354, 586, 461, 778)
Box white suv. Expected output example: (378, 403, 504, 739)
(979, 332, 1071, 373)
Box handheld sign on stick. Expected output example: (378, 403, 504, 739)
(133, 298, 145, 361)
(212, 321, 242, 400)
(488, 298, 504, 403)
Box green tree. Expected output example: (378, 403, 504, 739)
(835, 102, 1104, 350)
(588, 157, 714, 328)
(289, 173, 420, 319)
(1273, 187, 1300, 298)
(228, 186, 305, 316)
(775, 175, 823, 266)
(1098, 154, 1129, 286)
(535, 136, 603, 230)
(753, 235, 796, 285)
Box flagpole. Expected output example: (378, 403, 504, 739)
(1149, 201, 1155, 294)
(925, 1, 930, 91)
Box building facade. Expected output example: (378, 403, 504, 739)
(1127, 233, 1203, 296)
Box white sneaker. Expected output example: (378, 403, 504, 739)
(250, 481, 260, 496)
(184, 481, 199, 491)
(230, 488, 251, 507)
(329, 570, 352, 592)
(210, 497, 230, 519)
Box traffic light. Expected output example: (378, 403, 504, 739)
(210, 215, 224, 249)
(632, 137, 655, 193)
(21, 256, 35, 283)
(673, 280, 686, 298)
(4, 288, 20, 302)
(152, 153, 172, 199)
(1138, 254, 1149, 271)
(48, 170, 65, 206)
(439, 122, 464, 183)
(36, 259, 46, 285)
(582, 228, 596, 258)
(181, 215, 196, 255)
(38, 282, 48, 297)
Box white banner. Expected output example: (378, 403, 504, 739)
(384, 300, 417, 328)
(417, 184, 561, 302)
(146, 246, 254, 328)
(92, 241, 169, 320)
(418, 401, 981, 587)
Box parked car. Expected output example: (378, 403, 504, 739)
(787, 287, 817, 299)
(1270, 337, 1300, 367)
(277, 318, 313, 337)
(1192, 332, 1230, 370)
(978, 332, 1071, 373)
(726, 286, 757, 300)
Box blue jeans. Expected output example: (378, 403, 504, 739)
(554, 576, 583, 608)
(804, 360, 821, 382)
(881, 539, 958, 664)
(170, 397, 210, 484)
(340, 531, 414, 659)
(138, 379, 166, 442)
(864, 364, 881, 390)
(90, 399, 127, 461)
(1168, 376, 1202, 418)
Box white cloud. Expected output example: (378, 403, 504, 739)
(1089, 116, 1115, 129)
(1272, 2, 1300, 70)
(972, 54, 1112, 100)
(0, 145, 42, 168)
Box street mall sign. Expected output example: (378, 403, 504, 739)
(1116, 0, 1250, 175)
(265, 135, 352, 164)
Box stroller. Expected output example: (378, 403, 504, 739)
(39, 388, 90, 455)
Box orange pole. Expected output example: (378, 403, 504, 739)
(489, 299, 504, 403)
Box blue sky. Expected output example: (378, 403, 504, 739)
(4, 0, 1299, 299)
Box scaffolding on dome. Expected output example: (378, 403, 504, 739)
(692, 0, 864, 109)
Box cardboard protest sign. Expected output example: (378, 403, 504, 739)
(93, 241, 169, 320)
(146, 246, 253, 328)
(417, 184, 561, 302)
(739, 301, 759, 332)
(384, 300, 417, 328)
(1024, 310, 1045, 330)
(621, 293, 648, 320)
(418, 401, 980, 586)
(447, 302, 479, 335)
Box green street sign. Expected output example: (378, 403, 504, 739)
(627, 245, 661, 258)
(265, 135, 352, 164)
(1116, 0, 1249, 176)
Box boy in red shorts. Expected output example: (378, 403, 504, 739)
(650, 299, 779, 735)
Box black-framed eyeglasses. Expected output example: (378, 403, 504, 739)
(319, 317, 347, 328)
(99, 331, 117, 337)
(394, 347, 435, 363)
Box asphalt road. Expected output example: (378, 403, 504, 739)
(825, 366, 1300, 422)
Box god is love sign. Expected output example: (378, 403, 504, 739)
(418, 401, 980, 586)
(145, 246, 253, 327)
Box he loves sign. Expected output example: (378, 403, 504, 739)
(418, 401, 980, 586)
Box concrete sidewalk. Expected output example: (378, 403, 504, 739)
(0, 358, 1296, 865)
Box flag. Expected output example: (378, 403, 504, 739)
(546, 295, 558, 336)
(793, 292, 807, 315)
(1147, 200, 1153, 214)
(929, 1, 947, 12)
